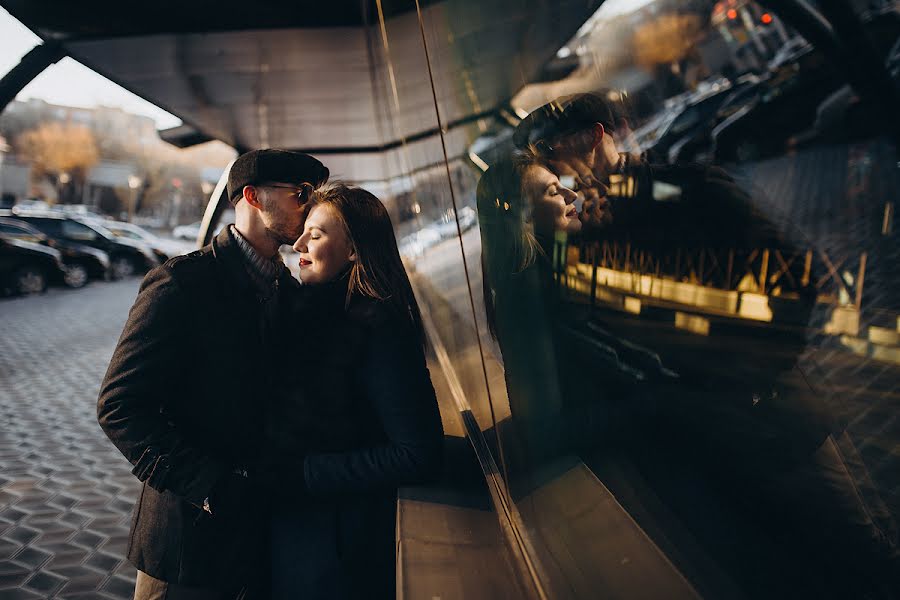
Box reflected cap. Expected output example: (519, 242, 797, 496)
(227, 149, 329, 204)
(513, 93, 617, 149)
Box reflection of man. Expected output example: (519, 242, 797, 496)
(513, 94, 766, 248)
(98, 149, 328, 600)
(514, 95, 900, 593)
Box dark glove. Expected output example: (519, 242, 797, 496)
(206, 471, 253, 520)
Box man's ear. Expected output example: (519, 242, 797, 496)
(243, 185, 263, 209)
(591, 123, 606, 149)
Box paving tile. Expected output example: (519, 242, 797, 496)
(23, 571, 66, 596)
(84, 552, 121, 574)
(113, 562, 135, 579)
(44, 550, 91, 570)
(32, 529, 77, 546)
(1, 529, 37, 546)
(10, 547, 50, 569)
(70, 531, 106, 551)
(99, 575, 134, 599)
(0, 510, 26, 525)
(48, 496, 78, 511)
(59, 592, 117, 600)
(59, 513, 91, 529)
(58, 573, 106, 595)
(0, 573, 29, 590)
(0, 539, 20, 558)
(0, 588, 44, 599)
(0, 563, 28, 578)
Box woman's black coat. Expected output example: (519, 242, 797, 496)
(264, 281, 444, 599)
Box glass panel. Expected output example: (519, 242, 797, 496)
(373, 0, 502, 442)
(416, 0, 900, 597)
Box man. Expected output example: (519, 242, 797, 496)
(98, 149, 328, 599)
(513, 94, 900, 594)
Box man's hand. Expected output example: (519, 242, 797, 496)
(579, 186, 613, 229)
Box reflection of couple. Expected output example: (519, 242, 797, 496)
(97, 149, 444, 599)
(479, 94, 900, 595)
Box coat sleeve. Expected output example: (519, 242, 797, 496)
(97, 265, 228, 506)
(302, 318, 444, 495)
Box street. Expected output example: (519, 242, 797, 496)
(0, 278, 143, 599)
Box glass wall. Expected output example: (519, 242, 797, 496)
(366, 0, 900, 598)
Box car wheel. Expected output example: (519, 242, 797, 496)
(63, 263, 89, 288)
(13, 265, 47, 295)
(111, 256, 137, 279)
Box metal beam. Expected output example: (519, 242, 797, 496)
(0, 42, 65, 114)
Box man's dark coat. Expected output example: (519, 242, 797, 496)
(98, 227, 294, 592)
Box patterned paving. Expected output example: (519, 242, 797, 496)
(0, 279, 144, 599)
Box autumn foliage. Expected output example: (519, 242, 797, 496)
(633, 14, 704, 68)
(16, 122, 99, 183)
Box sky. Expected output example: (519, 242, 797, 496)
(0, 7, 181, 129)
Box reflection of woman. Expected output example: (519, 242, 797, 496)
(477, 153, 590, 465)
(264, 185, 444, 599)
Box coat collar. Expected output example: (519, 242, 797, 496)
(212, 226, 302, 299)
(211, 226, 256, 297)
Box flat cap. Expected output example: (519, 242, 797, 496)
(513, 93, 617, 149)
(227, 149, 329, 203)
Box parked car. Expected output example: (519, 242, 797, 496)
(2, 211, 159, 279)
(712, 45, 843, 163)
(0, 217, 111, 287)
(96, 220, 177, 262)
(172, 221, 202, 241)
(0, 235, 67, 295)
(664, 76, 764, 164)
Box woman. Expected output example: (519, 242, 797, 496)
(264, 184, 444, 599)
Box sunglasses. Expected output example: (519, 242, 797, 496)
(261, 183, 315, 206)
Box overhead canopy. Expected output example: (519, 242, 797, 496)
(3, 0, 602, 181)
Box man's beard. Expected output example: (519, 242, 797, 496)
(264, 223, 300, 247)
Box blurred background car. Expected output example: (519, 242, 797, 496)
(0, 234, 66, 295)
(172, 221, 202, 241)
(0, 216, 111, 287)
(2, 210, 159, 278)
(92, 219, 182, 262)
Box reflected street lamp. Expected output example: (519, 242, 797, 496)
(128, 175, 143, 222)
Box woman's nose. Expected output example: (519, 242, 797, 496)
(560, 185, 578, 203)
(292, 236, 306, 252)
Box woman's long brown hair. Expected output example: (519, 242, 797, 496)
(314, 184, 425, 343)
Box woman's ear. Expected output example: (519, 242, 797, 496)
(348, 248, 357, 262)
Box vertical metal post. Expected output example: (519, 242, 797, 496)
(727, 249, 734, 289)
(802, 249, 813, 287)
(855, 252, 867, 310)
(759, 248, 770, 294)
